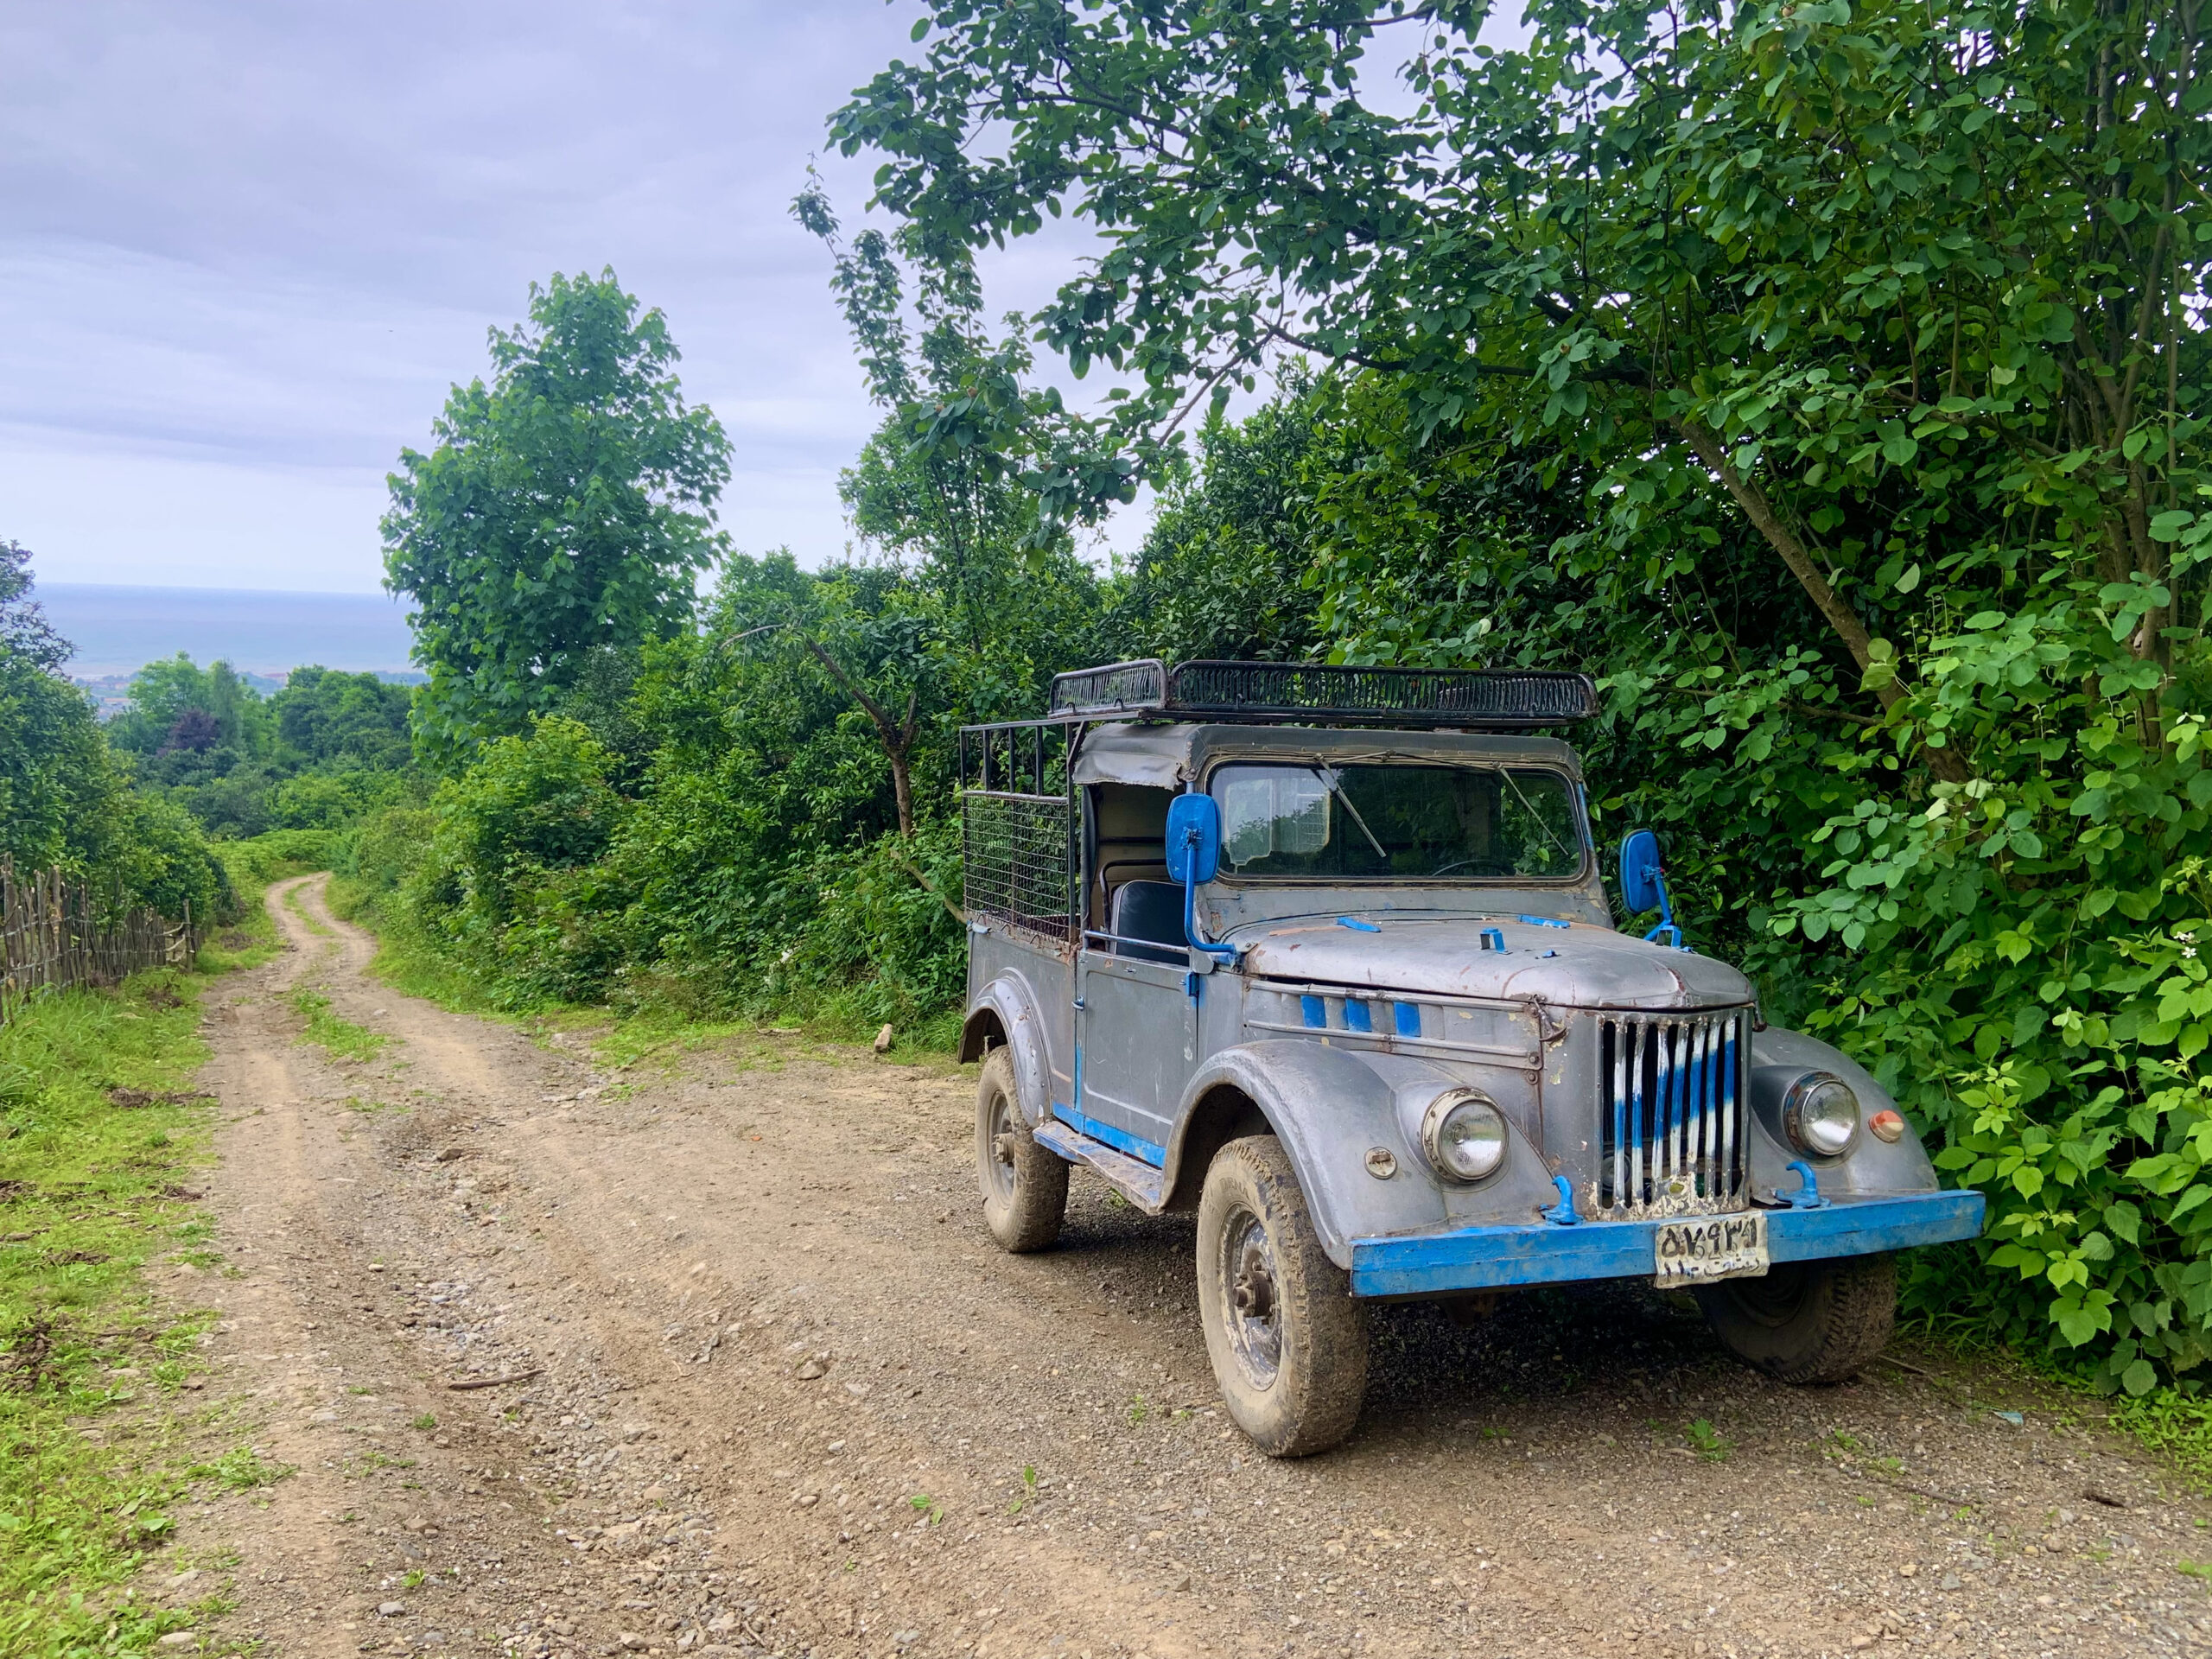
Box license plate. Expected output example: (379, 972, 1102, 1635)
(1653, 1212, 1769, 1288)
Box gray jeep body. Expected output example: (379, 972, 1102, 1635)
(957, 671, 1981, 1300)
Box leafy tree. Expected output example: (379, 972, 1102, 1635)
(271, 667, 413, 772)
(836, 0, 2203, 769)
(108, 656, 270, 774)
(383, 270, 732, 765)
(787, 187, 1107, 830)
(0, 540, 67, 671)
(0, 546, 225, 919)
(1111, 369, 1331, 663)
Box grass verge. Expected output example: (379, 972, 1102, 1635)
(0, 961, 276, 1659)
(324, 875, 963, 1068)
(322, 879, 510, 1020)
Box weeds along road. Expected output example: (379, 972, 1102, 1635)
(162, 874, 2210, 1659)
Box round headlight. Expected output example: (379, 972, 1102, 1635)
(1785, 1072, 1860, 1158)
(1421, 1090, 1509, 1182)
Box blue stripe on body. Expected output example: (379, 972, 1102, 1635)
(1052, 1102, 1167, 1168)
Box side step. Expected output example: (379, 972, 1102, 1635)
(1034, 1116, 1168, 1211)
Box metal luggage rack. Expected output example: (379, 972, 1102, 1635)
(1046, 658, 1598, 729)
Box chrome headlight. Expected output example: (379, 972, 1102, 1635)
(1421, 1090, 1508, 1182)
(1784, 1071, 1860, 1158)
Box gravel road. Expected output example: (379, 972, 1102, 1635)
(131, 875, 2212, 1659)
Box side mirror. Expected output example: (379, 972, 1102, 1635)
(1618, 829, 1665, 914)
(1618, 828, 1684, 950)
(1166, 792, 1222, 885)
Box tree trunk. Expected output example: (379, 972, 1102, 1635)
(1677, 420, 1972, 785)
(800, 637, 920, 837)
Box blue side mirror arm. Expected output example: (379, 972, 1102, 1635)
(1643, 869, 1684, 950)
(1181, 834, 1238, 965)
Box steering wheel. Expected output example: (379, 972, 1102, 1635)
(1427, 856, 1514, 879)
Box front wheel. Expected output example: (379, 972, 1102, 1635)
(975, 1047, 1067, 1253)
(1196, 1135, 1368, 1457)
(1694, 1254, 1896, 1384)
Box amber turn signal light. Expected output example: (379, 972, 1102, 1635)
(1867, 1109, 1905, 1144)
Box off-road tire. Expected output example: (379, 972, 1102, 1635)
(1694, 1254, 1896, 1384)
(1195, 1135, 1368, 1457)
(975, 1047, 1067, 1253)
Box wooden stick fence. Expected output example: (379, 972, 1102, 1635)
(0, 858, 198, 1027)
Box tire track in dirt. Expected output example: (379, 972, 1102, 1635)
(150, 875, 2212, 1659)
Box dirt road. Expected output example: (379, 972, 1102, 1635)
(141, 875, 2212, 1659)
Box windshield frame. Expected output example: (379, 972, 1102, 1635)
(1196, 755, 1595, 888)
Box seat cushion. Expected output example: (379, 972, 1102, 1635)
(1109, 880, 1187, 964)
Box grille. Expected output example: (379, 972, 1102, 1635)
(962, 791, 1073, 941)
(1596, 1008, 1751, 1216)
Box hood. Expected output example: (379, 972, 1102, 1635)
(1235, 914, 1753, 1010)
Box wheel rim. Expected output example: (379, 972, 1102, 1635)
(1217, 1205, 1282, 1390)
(985, 1090, 1019, 1204)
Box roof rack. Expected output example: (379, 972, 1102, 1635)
(1046, 658, 1596, 729)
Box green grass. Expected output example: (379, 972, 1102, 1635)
(286, 988, 388, 1064)
(2107, 1390, 2212, 1487)
(322, 880, 512, 1020)
(279, 884, 332, 938)
(0, 963, 267, 1659)
(1684, 1419, 1732, 1462)
(326, 874, 965, 1074)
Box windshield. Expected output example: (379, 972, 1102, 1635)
(1208, 763, 1586, 881)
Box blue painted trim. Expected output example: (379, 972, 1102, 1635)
(1052, 1102, 1167, 1169)
(1337, 916, 1382, 933)
(1517, 914, 1569, 928)
(1300, 995, 1326, 1029)
(1393, 1001, 1421, 1039)
(1343, 999, 1373, 1033)
(1347, 1190, 1986, 1299)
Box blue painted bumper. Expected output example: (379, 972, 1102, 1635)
(1347, 1189, 1986, 1299)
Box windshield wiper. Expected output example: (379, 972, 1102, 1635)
(1309, 767, 1388, 861)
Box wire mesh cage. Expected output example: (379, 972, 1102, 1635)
(1042, 658, 1594, 727)
(1165, 661, 1596, 727)
(962, 791, 1074, 941)
(1047, 659, 1168, 717)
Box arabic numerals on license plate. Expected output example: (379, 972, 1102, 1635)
(1653, 1213, 1769, 1287)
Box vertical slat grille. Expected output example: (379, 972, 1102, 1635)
(962, 791, 1073, 941)
(1597, 1008, 1750, 1216)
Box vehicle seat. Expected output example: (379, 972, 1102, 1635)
(1109, 880, 1188, 966)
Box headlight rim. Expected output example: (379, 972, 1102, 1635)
(1783, 1070, 1861, 1160)
(1420, 1088, 1509, 1184)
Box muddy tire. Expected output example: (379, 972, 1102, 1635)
(1195, 1135, 1368, 1457)
(975, 1047, 1067, 1253)
(1694, 1253, 1896, 1384)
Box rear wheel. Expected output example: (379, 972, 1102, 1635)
(975, 1047, 1067, 1253)
(1196, 1135, 1368, 1457)
(1694, 1254, 1895, 1384)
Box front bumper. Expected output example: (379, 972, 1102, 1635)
(1347, 1189, 1986, 1300)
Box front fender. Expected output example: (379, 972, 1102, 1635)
(1168, 1042, 1562, 1268)
(963, 973, 1054, 1129)
(1748, 1027, 1941, 1198)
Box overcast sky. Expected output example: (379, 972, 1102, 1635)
(0, 0, 1108, 594)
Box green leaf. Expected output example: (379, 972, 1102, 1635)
(2123, 1358, 2158, 1396)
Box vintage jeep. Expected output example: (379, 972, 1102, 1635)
(957, 660, 1983, 1456)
